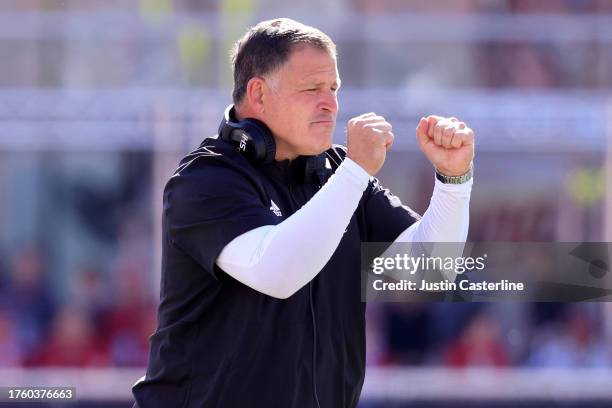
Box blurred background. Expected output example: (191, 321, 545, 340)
(0, 0, 612, 407)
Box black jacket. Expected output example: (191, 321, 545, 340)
(133, 137, 420, 408)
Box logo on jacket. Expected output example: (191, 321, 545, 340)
(270, 200, 282, 217)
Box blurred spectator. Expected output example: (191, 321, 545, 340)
(70, 263, 111, 329)
(5, 246, 55, 359)
(27, 306, 108, 366)
(380, 304, 433, 365)
(444, 311, 510, 367)
(528, 306, 610, 367)
(102, 265, 156, 367)
(0, 309, 24, 366)
(531, 302, 569, 327)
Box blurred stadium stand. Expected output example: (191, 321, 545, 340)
(1, 0, 612, 407)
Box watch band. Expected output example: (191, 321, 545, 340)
(435, 164, 473, 184)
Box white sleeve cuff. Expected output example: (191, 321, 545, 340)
(433, 176, 473, 194)
(396, 173, 472, 244)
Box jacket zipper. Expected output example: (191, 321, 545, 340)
(309, 281, 321, 408)
(287, 177, 321, 408)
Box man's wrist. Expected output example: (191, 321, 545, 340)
(435, 163, 473, 184)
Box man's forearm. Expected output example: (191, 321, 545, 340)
(396, 177, 472, 243)
(216, 158, 370, 299)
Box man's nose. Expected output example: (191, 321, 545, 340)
(319, 90, 338, 114)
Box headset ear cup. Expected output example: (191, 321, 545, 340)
(218, 105, 276, 163)
(240, 119, 276, 164)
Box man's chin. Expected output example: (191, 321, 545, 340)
(301, 145, 331, 157)
(298, 132, 333, 156)
(313, 138, 333, 155)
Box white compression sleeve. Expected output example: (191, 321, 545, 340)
(388, 176, 472, 283)
(216, 158, 370, 299)
(395, 177, 473, 243)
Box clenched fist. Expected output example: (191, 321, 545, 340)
(346, 113, 393, 176)
(416, 115, 475, 177)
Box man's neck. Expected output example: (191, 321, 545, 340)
(273, 141, 298, 162)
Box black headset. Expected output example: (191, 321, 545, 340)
(218, 105, 332, 185)
(218, 104, 276, 164)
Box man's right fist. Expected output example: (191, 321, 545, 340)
(346, 112, 394, 176)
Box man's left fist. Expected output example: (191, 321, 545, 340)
(415, 115, 475, 177)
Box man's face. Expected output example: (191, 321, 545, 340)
(262, 44, 340, 159)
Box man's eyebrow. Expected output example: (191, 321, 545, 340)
(300, 78, 342, 88)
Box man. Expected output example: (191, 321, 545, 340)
(133, 18, 474, 408)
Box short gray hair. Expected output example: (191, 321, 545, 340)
(230, 18, 337, 104)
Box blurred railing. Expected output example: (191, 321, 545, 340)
(0, 89, 608, 152)
(2, 367, 612, 404)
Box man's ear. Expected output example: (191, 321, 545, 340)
(244, 77, 267, 114)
